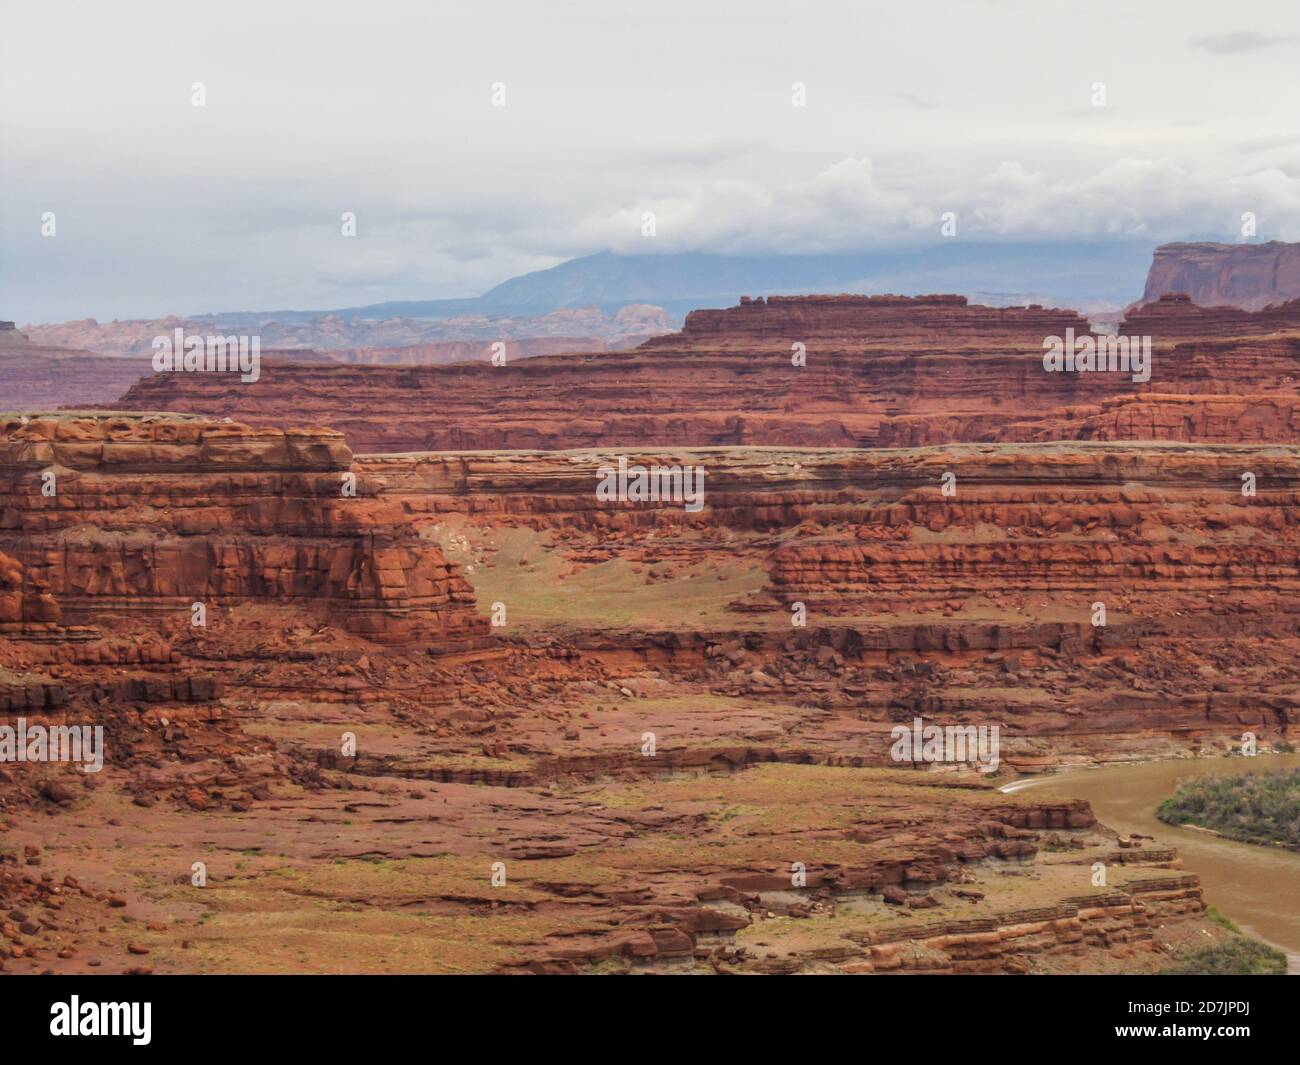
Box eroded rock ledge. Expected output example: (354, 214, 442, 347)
(0, 413, 487, 645)
(106, 292, 1300, 452)
(0, 410, 1276, 975)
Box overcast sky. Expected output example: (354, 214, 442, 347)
(2, 0, 1298, 322)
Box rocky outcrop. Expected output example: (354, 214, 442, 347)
(348, 440, 1300, 761)
(6, 287, 1290, 977)
(0, 549, 62, 634)
(1142, 241, 1300, 311)
(1064, 393, 1300, 444)
(108, 292, 1300, 450)
(1120, 291, 1300, 338)
(660, 289, 1086, 340)
(0, 413, 489, 646)
(659, 293, 1089, 341)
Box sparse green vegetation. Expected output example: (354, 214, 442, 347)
(1204, 907, 1239, 934)
(1157, 937, 1286, 976)
(1156, 769, 1300, 850)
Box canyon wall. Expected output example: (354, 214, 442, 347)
(6, 282, 1292, 975)
(0, 413, 488, 646)
(1142, 241, 1300, 311)
(0, 323, 152, 412)
(108, 293, 1300, 451)
(356, 441, 1300, 761)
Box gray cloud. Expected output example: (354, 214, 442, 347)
(2, 0, 1298, 322)
(1189, 31, 1294, 53)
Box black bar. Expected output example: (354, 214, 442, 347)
(1, 974, 1292, 1051)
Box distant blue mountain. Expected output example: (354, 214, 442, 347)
(481, 243, 1155, 311)
(212, 241, 1156, 326)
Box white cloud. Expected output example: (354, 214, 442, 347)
(568, 154, 1300, 252)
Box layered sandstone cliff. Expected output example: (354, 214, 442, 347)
(0, 413, 487, 646)
(355, 442, 1300, 762)
(6, 281, 1289, 976)
(1120, 291, 1300, 338)
(1142, 241, 1300, 311)
(108, 293, 1300, 451)
(0, 410, 1258, 976)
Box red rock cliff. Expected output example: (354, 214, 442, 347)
(0, 413, 489, 645)
(1141, 241, 1300, 311)
(108, 293, 1300, 451)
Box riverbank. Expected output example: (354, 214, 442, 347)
(1005, 753, 1300, 973)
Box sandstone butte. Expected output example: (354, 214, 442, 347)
(1142, 240, 1300, 311)
(2, 286, 1298, 975)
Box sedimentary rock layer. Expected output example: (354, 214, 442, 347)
(0, 411, 1264, 975)
(13, 280, 1300, 976)
(0, 413, 487, 645)
(1142, 241, 1300, 311)
(1120, 291, 1300, 338)
(0, 351, 152, 413)
(355, 440, 1300, 759)
(108, 294, 1300, 451)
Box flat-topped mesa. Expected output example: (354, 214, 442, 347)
(107, 291, 1300, 451)
(1142, 240, 1300, 311)
(0, 413, 490, 646)
(1119, 292, 1300, 339)
(654, 293, 1091, 345)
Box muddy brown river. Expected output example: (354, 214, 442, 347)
(1004, 754, 1300, 972)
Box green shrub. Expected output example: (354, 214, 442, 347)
(1158, 936, 1286, 976)
(1156, 769, 1300, 850)
(1204, 907, 1240, 934)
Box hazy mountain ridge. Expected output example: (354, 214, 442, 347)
(480, 242, 1157, 312)
(22, 304, 673, 357)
